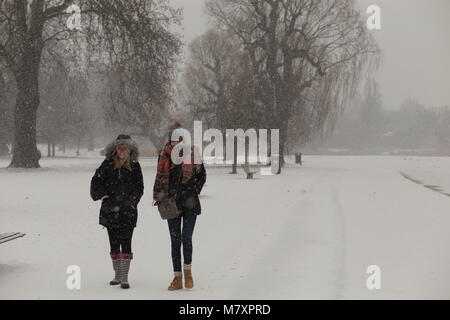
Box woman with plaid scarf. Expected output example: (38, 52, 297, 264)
(153, 121, 206, 291)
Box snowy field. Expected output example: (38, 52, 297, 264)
(1, 155, 450, 300)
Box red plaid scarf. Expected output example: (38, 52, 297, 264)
(153, 143, 201, 201)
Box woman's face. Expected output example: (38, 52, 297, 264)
(171, 140, 181, 147)
(116, 146, 130, 160)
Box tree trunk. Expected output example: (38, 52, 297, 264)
(274, 116, 288, 174)
(8, 0, 45, 168)
(0, 71, 9, 156)
(9, 60, 42, 168)
(77, 137, 81, 156)
(231, 137, 237, 174)
(280, 123, 289, 169)
(0, 140, 8, 156)
(87, 131, 95, 151)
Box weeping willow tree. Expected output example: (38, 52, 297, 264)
(0, 0, 181, 168)
(206, 0, 381, 171)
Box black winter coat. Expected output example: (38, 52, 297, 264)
(90, 159, 144, 229)
(168, 161, 206, 217)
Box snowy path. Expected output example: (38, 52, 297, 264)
(1, 156, 450, 299)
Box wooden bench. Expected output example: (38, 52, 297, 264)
(0, 232, 26, 245)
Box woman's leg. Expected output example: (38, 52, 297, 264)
(181, 215, 197, 289)
(182, 215, 197, 267)
(168, 217, 183, 273)
(120, 228, 134, 256)
(107, 228, 121, 255)
(107, 228, 121, 285)
(118, 228, 134, 289)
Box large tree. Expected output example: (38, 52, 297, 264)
(181, 30, 264, 129)
(0, 0, 181, 167)
(206, 0, 380, 170)
(182, 29, 272, 172)
(38, 53, 91, 156)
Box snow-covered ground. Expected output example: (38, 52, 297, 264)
(1, 155, 450, 299)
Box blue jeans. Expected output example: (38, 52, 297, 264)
(168, 215, 197, 272)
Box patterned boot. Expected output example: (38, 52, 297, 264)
(184, 264, 194, 289)
(168, 272, 183, 291)
(110, 254, 121, 286)
(120, 253, 133, 289)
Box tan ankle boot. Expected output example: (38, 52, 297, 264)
(168, 275, 183, 291)
(184, 269, 194, 289)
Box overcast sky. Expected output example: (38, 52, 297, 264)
(171, 0, 450, 110)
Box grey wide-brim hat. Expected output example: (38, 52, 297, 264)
(104, 134, 139, 162)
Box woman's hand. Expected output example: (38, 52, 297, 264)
(101, 195, 110, 201)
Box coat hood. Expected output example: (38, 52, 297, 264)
(104, 136, 140, 162)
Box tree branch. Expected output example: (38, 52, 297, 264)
(13, 0, 28, 43)
(43, 0, 74, 21)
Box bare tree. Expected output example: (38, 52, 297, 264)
(38, 52, 90, 156)
(0, 0, 181, 167)
(206, 0, 380, 171)
(182, 29, 269, 171)
(181, 30, 243, 128)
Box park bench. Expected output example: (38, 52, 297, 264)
(242, 164, 258, 179)
(0, 232, 26, 245)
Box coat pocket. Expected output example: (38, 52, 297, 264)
(101, 199, 121, 216)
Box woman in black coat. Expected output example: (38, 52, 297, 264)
(90, 134, 144, 289)
(153, 121, 206, 291)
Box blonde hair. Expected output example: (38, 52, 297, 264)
(169, 120, 183, 130)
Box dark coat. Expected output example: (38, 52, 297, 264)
(168, 161, 206, 217)
(91, 139, 144, 229)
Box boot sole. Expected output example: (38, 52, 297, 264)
(168, 287, 183, 291)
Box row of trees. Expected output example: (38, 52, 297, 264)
(1, 0, 379, 169)
(180, 0, 379, 168)
(0, 0, 181, 167)
(308, 78, 450, 153)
